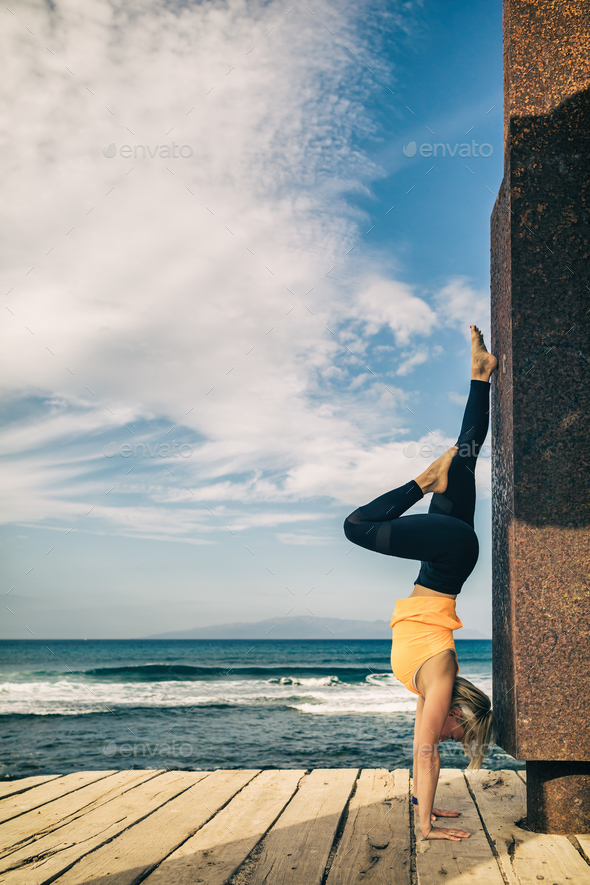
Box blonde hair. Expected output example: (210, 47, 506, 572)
(450, 676, 497, 771)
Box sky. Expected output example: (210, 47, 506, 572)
(0, 0, 503, 639)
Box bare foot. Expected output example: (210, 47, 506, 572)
(415, 446, 458, 495)
(470, 325, 498, 381)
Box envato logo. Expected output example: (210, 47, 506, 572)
(103, 441, 193, 458)
(403, 140, 493, 158)
(399, 737, 496, 758)
(103, 142, 194, 159)
(426, 740, 496, 759)
(403, 441, 491, 459)
(103, 740, 193, 759)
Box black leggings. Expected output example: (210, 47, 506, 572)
(343, 380, 490, 595)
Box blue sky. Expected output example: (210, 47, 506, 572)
(1, 0, 503, 638)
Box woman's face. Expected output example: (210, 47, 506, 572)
(440, 707, 465, 742)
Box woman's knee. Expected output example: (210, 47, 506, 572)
(343, 511, 373, 550)
(343, 515, 358, 544)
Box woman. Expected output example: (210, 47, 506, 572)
(343, 325, 498, 843)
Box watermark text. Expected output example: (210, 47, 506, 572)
(103, 142, 194, 159)
(103, 441, 193, 458)
(403, 141, 493, 158)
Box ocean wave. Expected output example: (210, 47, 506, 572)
(291, 700, 413, 715)
(81, 664, 385, 682)
(9, 663, 388, 685)
(268, 675, 341, 687)
(0, 672, 412, 716)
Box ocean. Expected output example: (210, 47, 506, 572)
(0, 639, 523, 778)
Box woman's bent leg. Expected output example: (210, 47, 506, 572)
(344, 482, 479, 595)
(344, 479, 424, 554)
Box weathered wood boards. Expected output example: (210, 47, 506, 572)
(467, 769, 590, 885)
(54, 769, 260, 885)
(0, 776, 62, 801)
(0, 771, 200, 884)
(250, 768, 358, 885)
(414, 769, 505, 885)
(325, 769, 411, 885)
(0, 769, 159, 856)
(140, 769, 304, 885)
(0, 767, 589, 885)
(0, 771, 116, 825)
(577, 835, 590, 864)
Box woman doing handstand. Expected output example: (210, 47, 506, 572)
(343, 325, 498, 843)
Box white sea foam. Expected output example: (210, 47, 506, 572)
(268, 675, 341, 687)
(0, 670, 492, 717)
(0, 672, 414, 716)
(293, 700, 411, 715)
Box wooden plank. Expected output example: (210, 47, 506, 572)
(0, 771, 117, 825)
(140, 770, 303, 885)
(467, 768, 590, 884)
(577, 835, 590, 863)
(325, 769, 411, 885)
(250, 768, 358, 885)
(58, 769, 300, 885)
(414, 768, 504, 884)
(0, 770, 212, 884)
(0, 769, 160, 855)
(0, 776, 62, 801)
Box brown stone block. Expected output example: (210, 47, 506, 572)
(490, 0, 590, 770)
(527, 761, 590, 833)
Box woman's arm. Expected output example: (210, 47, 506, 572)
(415, 669, 470, 841)
(416, 685, 449, 836)
(412, 694, 424, 798)
(413, 694, 461, 824)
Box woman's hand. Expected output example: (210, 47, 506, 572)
(422, 825, 471, 842)
(432, 807, 462, 819)
(415, 807, 462, 822)
(415, 809, 438, 823)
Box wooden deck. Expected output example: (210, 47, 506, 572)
(0, 768, 589, 884)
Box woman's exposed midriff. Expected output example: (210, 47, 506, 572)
(410, 583, 458, 600)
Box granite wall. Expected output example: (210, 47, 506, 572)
(490, 0, 590, 762)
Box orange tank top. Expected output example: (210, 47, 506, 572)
(389, 596, 463, 696)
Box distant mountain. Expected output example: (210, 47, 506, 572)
(149, 616, 490, 640)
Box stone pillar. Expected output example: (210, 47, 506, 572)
(490, 0, 590, 834)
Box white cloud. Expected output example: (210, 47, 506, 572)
(345, 276, 438, 345)
(276, 532, 335, 546)
(0, 0, 491, 543)
(396, 346, 430, 376)
(448, 391, 468, 406)
(433, 276, 490, 338)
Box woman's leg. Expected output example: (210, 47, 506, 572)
(427, 379, 490, 529)
(415, 326, 496, 591)
(343, 325, 496, 595)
